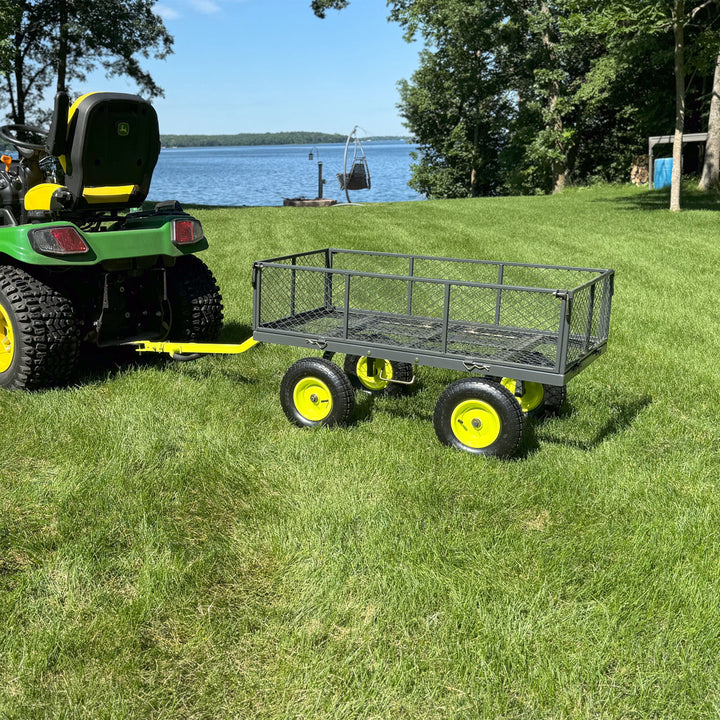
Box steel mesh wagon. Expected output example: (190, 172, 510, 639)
(252, 248, 614, 457)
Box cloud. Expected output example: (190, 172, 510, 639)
(189, 0, 221, 12)
(155, 3, 180, 19)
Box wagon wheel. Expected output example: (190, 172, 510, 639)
(433, 378, 524, 458)
(280, 357, 355, 428)
(497, 351, 566, 418)
(343, 355, 414, 396)
(500, 377, 567, 417)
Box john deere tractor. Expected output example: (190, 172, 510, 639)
(0, 91, 223, 389)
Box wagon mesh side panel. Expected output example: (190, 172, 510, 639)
(344, 275, 446, 350)
(566, 275, 612, 366)
(413, 258, 500, 285)
(272, 250, 327, 268)
(446, 285, 561, 367)
(258, 265, 340, 336)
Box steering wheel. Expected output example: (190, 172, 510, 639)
(0, 123, 48, 152)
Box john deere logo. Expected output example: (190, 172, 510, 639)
(117, 122, 130, 137)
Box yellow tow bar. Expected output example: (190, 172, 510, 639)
(133, 336, 259, 359)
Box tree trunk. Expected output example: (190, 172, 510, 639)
(670, 0, 685, 212)
(56, 0, 68, 94)
(470, 123, 480, 197)
(699, 44, 720, 190)
(12, 40, 25, 125)
(540, 2, 566, 194)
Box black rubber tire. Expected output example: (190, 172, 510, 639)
(280, 357, 355, 428)
(0, 265, 80, 390)
(166, 255, 224, 341)
(540, 383, 567, 416)
(500, 352, 567, 418)
(343, 354, 414, 396)
(433, 377, 524, 458)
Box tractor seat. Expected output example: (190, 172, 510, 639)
(25, 92, 161, 216)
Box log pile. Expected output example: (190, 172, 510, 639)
(631, 155, 649, 185)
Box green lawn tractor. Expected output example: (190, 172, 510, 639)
(0, 91, 223, 390)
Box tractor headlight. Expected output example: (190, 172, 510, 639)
(29, 226, 90, 256)
(171, 218, 204, 246)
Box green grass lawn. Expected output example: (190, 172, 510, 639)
(3, 184, 720, 718)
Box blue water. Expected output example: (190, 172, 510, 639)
(148, 141, 424, 207)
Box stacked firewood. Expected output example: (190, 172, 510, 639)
(631, 155, 649, 185)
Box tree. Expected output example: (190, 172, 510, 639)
(311, 0, 349, 17)
(0, 1, 20, 74)
(2, 0, 173, 126)
(571, 0, 720, 210)
(396, 2, 512, 197)
(699, 47, 720, 188)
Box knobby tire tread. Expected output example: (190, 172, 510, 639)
(167, 255, 224, 341)
(0, 265, 80, 390)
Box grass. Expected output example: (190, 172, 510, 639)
(3, 183, 720, 718)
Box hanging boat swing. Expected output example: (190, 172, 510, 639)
(337, 126, 370, 202)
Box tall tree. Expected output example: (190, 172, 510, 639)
(396, 1, 511, 197)
(699, 46, 720, 188)
(3, 0, 173, 126)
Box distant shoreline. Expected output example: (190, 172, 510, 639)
(159, 131, 412, 148)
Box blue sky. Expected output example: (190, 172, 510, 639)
(79, 0, 420, 136)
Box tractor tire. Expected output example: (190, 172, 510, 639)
(0, 265, 80, 390)
(166, 255, 224, 341)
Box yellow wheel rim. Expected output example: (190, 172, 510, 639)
(0, 303, 14, 374)
(356, 357, 392, 391)
(450, 399, 501, 449)
(293, 376, 333, 422)
(502, 378, 544, 414)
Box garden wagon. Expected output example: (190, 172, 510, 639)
(137, 247, 614, 458)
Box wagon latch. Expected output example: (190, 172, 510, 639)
(463, 361, 490, 373)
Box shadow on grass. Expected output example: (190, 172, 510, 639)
(349, 381, 424, 426)
(600, 186, 720, 212)
(521, 394, 652, 455)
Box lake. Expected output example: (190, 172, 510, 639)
(148, 141, 425, 207)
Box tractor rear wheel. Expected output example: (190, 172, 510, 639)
(0, 265, 80, 390)
(166, 255, 224, 341)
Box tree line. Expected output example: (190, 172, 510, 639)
(161, 132, 348, 148)
(314, 0, 720, 211)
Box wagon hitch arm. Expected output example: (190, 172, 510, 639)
(132, 336, 259, 360)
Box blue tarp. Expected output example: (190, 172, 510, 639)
(654, 157, 672, 189)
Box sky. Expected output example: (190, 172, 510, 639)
(77, 0, 421, 136)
